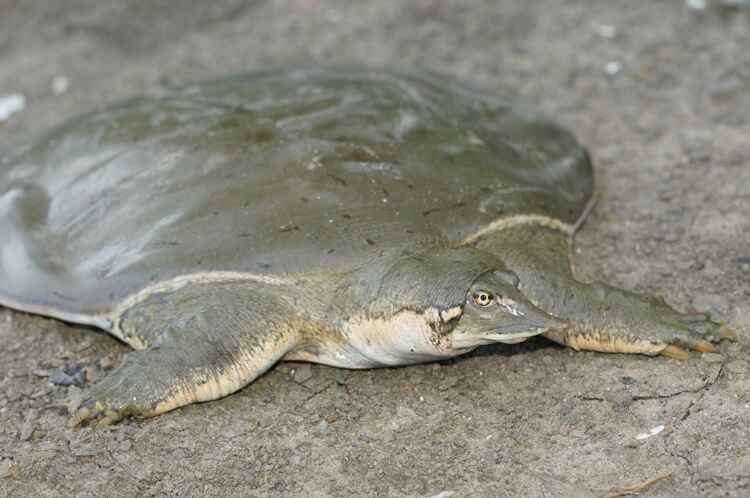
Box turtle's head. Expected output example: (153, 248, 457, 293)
(373, 248, 565, 357)
(449, 269, 565, 349)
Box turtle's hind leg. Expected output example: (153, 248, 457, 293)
(473, 225, 733, 358)
(71, 281, 299, 426)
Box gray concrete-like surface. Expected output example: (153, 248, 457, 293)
(1, 1, 748, 497)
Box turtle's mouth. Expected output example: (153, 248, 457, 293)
(453, 327, 555, 348)
(450, 314, 565, 349)
(487, 328, 552, 344)
(489, 312, 566, 343)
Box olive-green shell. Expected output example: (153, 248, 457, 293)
(0, 67, 593, 315)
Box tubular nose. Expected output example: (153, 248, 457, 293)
(521, 303, 566, 331)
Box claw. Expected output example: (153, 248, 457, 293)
(719, 326, 737, 341)
(661, 344, 690, 360)
(97, 417, 115, 428)
(70, 400, 108, 427)
(693, 340, 717, 353)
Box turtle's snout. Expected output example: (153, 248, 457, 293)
(506, 301, 566, 338)
(477, 297, 566, 344)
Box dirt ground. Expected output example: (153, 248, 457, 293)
(1, 1, 748, 497)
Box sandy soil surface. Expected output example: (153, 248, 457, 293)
(1, 1, 749, 497)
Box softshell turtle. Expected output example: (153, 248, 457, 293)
(0, 67, 732, 425)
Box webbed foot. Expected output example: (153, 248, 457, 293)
(69, 352, 169, 427)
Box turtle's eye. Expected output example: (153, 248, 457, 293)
(473, 290, 495, 307)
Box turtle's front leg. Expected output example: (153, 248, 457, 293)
(473, 225, 734, 358)
(71, 282, 299, 426)
(539, 280, 732, 359)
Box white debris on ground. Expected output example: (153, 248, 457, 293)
(291, 363, 313, 383)
(0, 94, 26, 122)
(428, 492, 455, 498)
(686, 0, 707, 9)
(636, 425, 665, 440)
(52, 75, 70, 96)
(596, 24, 617, 39)
(604, 61, 623, 75)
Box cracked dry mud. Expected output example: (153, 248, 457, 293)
(1, 1, 749, 497)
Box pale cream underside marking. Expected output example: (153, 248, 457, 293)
(461, 214, 574, 245)
(451, 326, 546, 348)
(545, 329, 665, 355)
(302, 308, 463, 368)
(439, 306, 463, 323)
(344, 310, 443, 366)
(461, 190, 599, 245)
(152, 326, 298, 416)
(115, 271, 290, 312)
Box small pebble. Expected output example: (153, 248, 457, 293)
(292, 364, 313, 383)
(317, 420, 329, 434)
(49, 369, 73, 386)
(49, 367, 86, 387)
